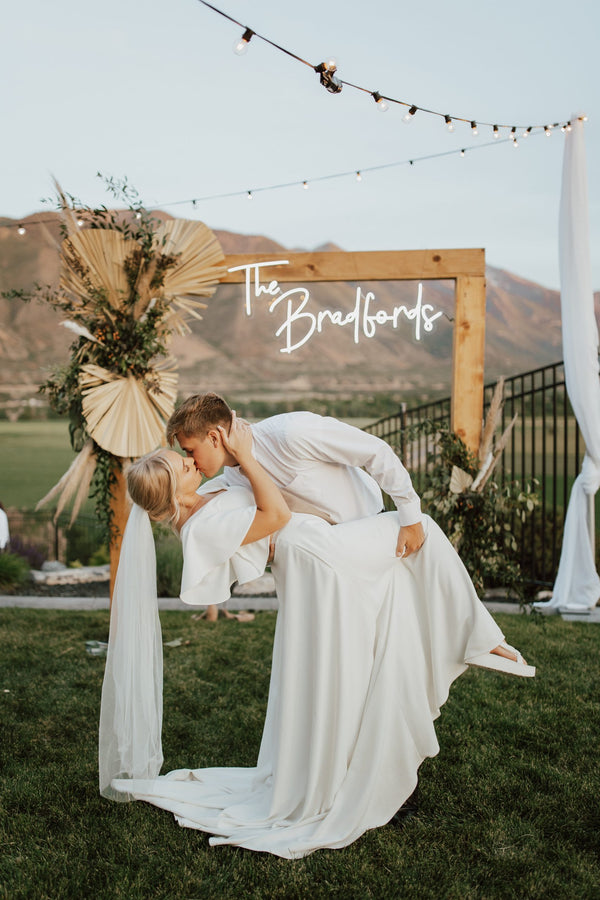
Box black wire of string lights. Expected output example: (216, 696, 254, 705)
(195, 0, 584, 136)
(3, 135, 537, 236)
(4, 1, 587, 236)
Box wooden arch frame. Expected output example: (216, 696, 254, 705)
(109, 247, 486, 597)
(221, 248, 487, 452)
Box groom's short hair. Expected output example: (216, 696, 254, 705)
(166, 392, 232, 445)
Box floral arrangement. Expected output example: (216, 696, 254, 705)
(11, 177, 225, 540)
(414, 379, 537, 598)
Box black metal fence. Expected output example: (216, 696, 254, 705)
(364, 361, 589, 588)
(7, 509, 106, 567)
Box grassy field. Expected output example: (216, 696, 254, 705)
(0, 421, 79, 509)
(1, 609, 599, 900)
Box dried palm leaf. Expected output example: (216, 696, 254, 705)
(53, 178, 83, 239)
(36, 439, 97, 525)
(479, 376, 505, 464)
(60, 320, 100, 343)
(60, 229, 137, 309)
(449, 465, 474, 494)
(80, 364, 177, 457)
(156, 220, 226, 316)
(476, 413, 519, 492)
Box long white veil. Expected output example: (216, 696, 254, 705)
(98, 504, 163, 800)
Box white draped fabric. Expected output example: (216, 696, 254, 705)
(99, 505, 164, 800)
(107, 487, 507, 858)
(543, 116, 600, 611)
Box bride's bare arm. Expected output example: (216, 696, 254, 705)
(218, 415, 290, 544)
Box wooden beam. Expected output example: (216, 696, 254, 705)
(109, 463, 129, 606)
(451, 275, 486, 454)
(221, 249, 485, 283)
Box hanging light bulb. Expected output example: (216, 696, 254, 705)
(135, 210, 143, 219)
(565, 122, 572, 132)
(356, 171, 362, 182)
(77, 217, 84, 227)
(460, 149, 465, 158)
(17, 224, 26, 235)
(522, 126, 532, 138)
(444, 115, 454, 132)
(302, 181, 309, 190)
(233, 28, 254, 56)
(493, 125, 499, 139)
(544, 125, 552, 136)
(315, 58, 342, 94)
(471, 121, 478, 136)
(403, 105, 418, 123)
(247, 191, 253, 200)
(372, 91, 388, 112)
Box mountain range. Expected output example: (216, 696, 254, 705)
(0, 211, 596, 406)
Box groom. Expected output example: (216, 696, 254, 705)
(166, 392, 425, 558)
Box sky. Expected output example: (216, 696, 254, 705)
(2, 0, 599, 290)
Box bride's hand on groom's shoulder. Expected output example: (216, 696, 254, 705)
(218, 412, 253, 461)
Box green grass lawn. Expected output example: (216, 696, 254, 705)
(1, 610, 599, 900)
(0, 421, 79, 509)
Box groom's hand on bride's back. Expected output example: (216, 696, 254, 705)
(396, 522, 425, 558)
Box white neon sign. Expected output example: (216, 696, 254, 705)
(227, 259, 444, 354)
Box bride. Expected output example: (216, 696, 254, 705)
(99, 415, 534, 859)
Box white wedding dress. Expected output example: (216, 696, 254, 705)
(110, 486, 506, 858)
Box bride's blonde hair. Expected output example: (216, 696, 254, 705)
(126, 448, 180, 524)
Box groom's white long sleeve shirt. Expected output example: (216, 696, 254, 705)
(215, 412, 422, 526)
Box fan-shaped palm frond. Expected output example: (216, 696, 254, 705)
(80, 364, 177, 458)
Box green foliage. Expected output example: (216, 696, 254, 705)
(0, 551, 30, 592)
(419, 424, 537, 599)
(88, 545, 110, 566)
(154, 525, 184, 597)
(65, 517, 106, 567)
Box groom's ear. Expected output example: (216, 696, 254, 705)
(206, 427, 221, 448)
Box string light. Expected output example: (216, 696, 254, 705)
(493, 125, 499, 139)
(444, 115, 454, 133)
(372, 91, 388, 112)
(194, 1, 576, 138)
(522, 126, 532, 138)
(233, 27, 254, 56)
(3, 118, 585, 240)
(315, 59, 342, 94)
(77, 217, 84, 227)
